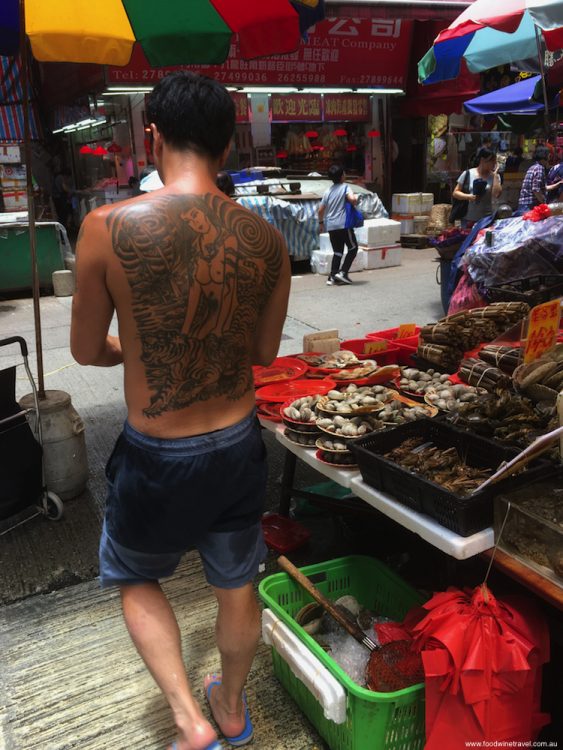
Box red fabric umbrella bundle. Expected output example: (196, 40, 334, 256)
(407, 585, 550, 749)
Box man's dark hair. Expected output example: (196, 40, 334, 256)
(534, 146, 549, 162)
(216, 170, 235, 196)
(328, 164, 344, 184)
(146, 72, 235, 159)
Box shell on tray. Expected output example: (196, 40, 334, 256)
(316, 385, 395, 415)
(424, 382, 490, 412)
(282, 394, 321, 423)
(316, 413, 385, 438)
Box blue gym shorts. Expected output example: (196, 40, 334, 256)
(99, 410, 268, 590)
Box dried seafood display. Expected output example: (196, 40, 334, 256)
(417, 302, 530, 370)
(317, 385, 394, 414)
(331, 361, 379, 380)
(458, 357, 512, 393)
(513, 344, 563, 405)
(478, 345, 521, 374)
(383, 437, 492, 496)
(449, 392, 555, 448)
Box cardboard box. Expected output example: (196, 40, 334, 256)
(392, 192, 434, 215)
(362, 244, 402, 270)
(354, 218, 401, 247)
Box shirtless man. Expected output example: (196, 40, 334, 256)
(70, 72, 290, 750)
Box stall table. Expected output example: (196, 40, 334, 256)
(266, 420, 495, 561)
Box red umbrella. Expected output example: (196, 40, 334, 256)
(334, 128, 348, 136)
(79, 144, 94, 155)
(305, 130, 319, 138)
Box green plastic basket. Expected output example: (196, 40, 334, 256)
(259, 555, 426, 750)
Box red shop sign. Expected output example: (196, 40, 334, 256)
(231, 92, 249, 122)
(324, 94, 370, 121)
(106, 17, 413, 89)
(271, 94, 322, 121)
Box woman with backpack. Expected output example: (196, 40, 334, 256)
(318, 164, 360, 285)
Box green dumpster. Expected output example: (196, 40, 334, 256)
(0, 222, 67, 294)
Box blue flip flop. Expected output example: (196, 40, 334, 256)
(205, 675, 254, 747)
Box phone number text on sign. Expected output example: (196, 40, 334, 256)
(523, 298, 562, 364)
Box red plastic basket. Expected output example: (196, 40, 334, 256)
(261, 513, 311, 553)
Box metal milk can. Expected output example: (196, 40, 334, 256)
(19, 389, 88, 501)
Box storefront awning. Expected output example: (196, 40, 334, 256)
(324, 0, 472, 22)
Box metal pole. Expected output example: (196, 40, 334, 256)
(534, 23, 551, 138)
(19, 0, 46, 398)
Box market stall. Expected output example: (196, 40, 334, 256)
(254, 305, 562, 749)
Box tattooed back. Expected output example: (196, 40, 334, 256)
(104, 191, 286, 436)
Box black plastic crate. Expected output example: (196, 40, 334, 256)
(349, 419, 553, 537)
(486, 274, 563, 306)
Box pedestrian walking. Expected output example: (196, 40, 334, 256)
(452, 147, 502, 228)
(517, 146, 555, 211)
(318, 164, 360, 285)
(70, 71, 291, 750)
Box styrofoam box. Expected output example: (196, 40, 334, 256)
(1, 189, 28, 210)
(362, 244, 402, 270)
(392, 192, 434, 215)
(311, 248, 366, 274)
(354, 218, 400, 248)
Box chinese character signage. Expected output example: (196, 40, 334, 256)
(230, 92, 249, 122)
(270, 94, 322, 121)
(523, 299, 561, 364)
(107, 18, 413, 89)
(323, 94, 370, 121)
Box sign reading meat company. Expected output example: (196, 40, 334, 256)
(107, 18, 413, 89)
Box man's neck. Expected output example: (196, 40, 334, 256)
(158, 147, 221, 191)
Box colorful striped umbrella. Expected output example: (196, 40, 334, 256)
(419, 0, 563, 84)
(0, 0, 324, 64)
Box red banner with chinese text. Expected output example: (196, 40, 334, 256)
(106, 18, 413, 89)
(270, 94, 322, 121)
(231, 92, 249, 122)
(323, 94, 370, 121)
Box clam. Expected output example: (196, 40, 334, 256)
(295, 602, 324, 635)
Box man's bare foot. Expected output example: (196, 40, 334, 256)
(168, 716, 219, 750)
(204, 674, 248, 741)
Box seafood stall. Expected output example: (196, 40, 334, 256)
(254, 303, 563, 575)
(254, 309, 563, 749)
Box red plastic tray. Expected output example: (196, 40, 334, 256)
(340, 338, 401, 366)
(254, 378, 336, 402)
(261, 513, 311, 553)
(253, 357, 308, 387)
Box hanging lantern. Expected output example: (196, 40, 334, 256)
(312, 144, 324, 151)
(92, 145, 108, 156)
(305, 130, 318, 139)
(79, 144, 94, 155)
(346, 144, 358, 152)
(334, 128, 348, 137)
(367, 129, 381, 137)
(107, 142, 122, 153)
(276, 150, 288, 159)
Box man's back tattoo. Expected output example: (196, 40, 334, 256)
(107, 194, 281, 418)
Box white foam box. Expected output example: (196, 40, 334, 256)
(354, 218, 400, 248)
(311, 248, 366, 274)
(1, 189, 28, 211)
(362, 244, 402, 270)
(392, 192, 434, 215)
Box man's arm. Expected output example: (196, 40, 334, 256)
(70, 211, 123, 367)
(252, 233, 291, 367)
(532, 167, 546, 204)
